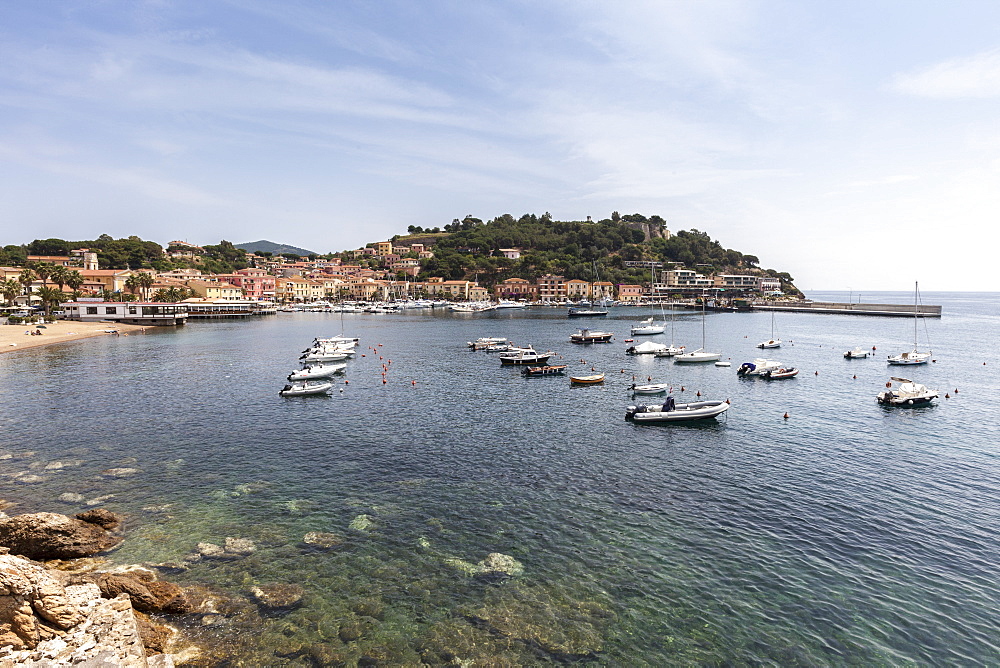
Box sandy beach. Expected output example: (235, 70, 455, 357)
(0, 320, 147, 354)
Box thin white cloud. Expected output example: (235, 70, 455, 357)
(893, 48, 1000, 98)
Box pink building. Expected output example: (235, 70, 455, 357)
(228, 268, 276, 301)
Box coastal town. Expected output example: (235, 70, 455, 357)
(2, 230, 788, 328)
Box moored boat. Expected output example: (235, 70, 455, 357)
(844, 347, 870, 359)
(626, 341, 668, 355)
(625, 397, 730, 422)
(887, 282, 932, 365)
(279, 380, 334, 396)
(674, 348, 722, 363)
(630, 382, 670, 394)
(570, 373, 605, 385)
(736, 359, 783, 376)
(521, 365, 568, 376)
(877, 377, 938, 406)
(762, 366, 798, 379)
(288, 362, 347, 381)
(499, 347, 555, 365)
(631, 317, 665, 336)
(570, 328, 613, 343)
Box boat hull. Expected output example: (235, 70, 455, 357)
(522, 365, 567, 376)
(570, 374, 605, 385)
(674, 352, 721, 363)
(500, 354, 554, 366)
(626, 400, 730, 422)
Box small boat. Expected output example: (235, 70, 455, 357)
(653, 345, 686, 358)
(715, 360, 732, 367)
(522, 365, 568, 376)
(288, 363, 347, 381)
(468, 337, 507, 350)
(757, 311, 781, 348)
(877, 377, 938, 407)
(279, 380, 334, 397)
(626, 341, 667, 355)
(568, 307, 608, 318)
(887, 282, 932, 365)
(762, 366, 798, 379)
(570, 373, 605, 385)
(631, 317, 665, 336)
(570, 328, 613, 343)
(630, 383, 670, 394)
(736, 359, 783, 376)
(300, 351, 350, 363)
(674, 348, 722, 363)
(499, 347, 555, 365)
(626, 397, 730, 422)
(844, 347, 870, 359)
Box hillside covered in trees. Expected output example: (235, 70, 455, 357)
(396, 213, 798, 294)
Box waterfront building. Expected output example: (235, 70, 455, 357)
(225, 268, 276, 301)
(493, 278, 537, 300)
(185, 280, 244, 301)
(617, 284, 643, 303)
(77, 269, 134, 294)
(565, 279, 590, 300)
(713, 274, 759, 291)
(592, 281, 615, 302)
(758, 277, 781, 292)
(61, 300, 188, 326)
(536, 274, 566, 301)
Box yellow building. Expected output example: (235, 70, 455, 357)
(186, 280, 244, 301)
(374, 241, 393, 256)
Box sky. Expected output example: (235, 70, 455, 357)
(2, 1, 1000, 290)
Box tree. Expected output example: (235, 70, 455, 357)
(1, 278, 21, 306)
(50, 265, 70, 291)
(35, 286, 64, 316)
(135, 272, 155, 300)
(125, 274, 140, 297)
(18, 268, 36, 293)
(30, 262, 54, 286)
(65, 270, 84, 292)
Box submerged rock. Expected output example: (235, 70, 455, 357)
(85, 494, 115, 507)
(302, 531, 343, 549)
(349, 514, 375, 532)
(477, 552, 524, 577)
(0, 512, 122, 560)
(248, 583, 305, 611)
(76, 508, 123, 530)
(58, 492, 85, 504)
(224, 537, 256, 556)
(101, 467, 139, 478)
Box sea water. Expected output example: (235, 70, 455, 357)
(0, 291, 997, 665)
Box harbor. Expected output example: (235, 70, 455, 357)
(0, 290, 995, 665)
(752, 300, 941, 317)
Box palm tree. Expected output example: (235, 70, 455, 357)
(135, 271, 155, 300)
(1, 278, 21, 306)
(65, 270, 84, 293)
(31, 262, 54, 287)
(18, 268, 36, 294)
(50, 265, 70, 291)
(35, 286, 64, 317)
(125, 274, 140, 298)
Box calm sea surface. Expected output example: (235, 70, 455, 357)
(1, 291, 997, 665)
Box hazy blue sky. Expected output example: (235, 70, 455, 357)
(2, 1, 999, 290)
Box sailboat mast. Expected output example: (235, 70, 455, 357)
(914, 281, 918, 349)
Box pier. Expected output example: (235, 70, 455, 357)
(752, 301, 941, 317)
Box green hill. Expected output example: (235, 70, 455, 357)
(236, 240, 317, 256)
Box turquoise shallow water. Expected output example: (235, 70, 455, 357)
(1, 291, 998, 665)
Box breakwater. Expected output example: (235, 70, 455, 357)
(753, 300, 941, 317)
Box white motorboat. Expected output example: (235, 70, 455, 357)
(877, 377, 938, 407)
(626, 397, 730, 422)
(757, 311, 781, 348)
(570, 328, 613, 343)
(626, 340, 668, 355)
(468, 337, 508, 349)
(315, 336, 359, 345)
(888, 282, 932, 365)
(631, 317, 665, 336)
(630, 383, 670, 394)
(279, 380, 334, 397)
(653, 344, 686, 358)
(715, 360, 732, 367)
(499, 347, 555, 365)
(736, 359, 783, 376)
(300, 350, 350, 363)
(288, 362, 347, 381)
(844, 347, 870, 359)
(674, 295, 720, 363)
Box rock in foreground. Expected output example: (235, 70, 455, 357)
(0, 512, 122, 560)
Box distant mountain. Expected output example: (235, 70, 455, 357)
(235, 240, 318, 256)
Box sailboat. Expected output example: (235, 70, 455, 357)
(631, 268, 665, 335)
(569, 262, 609, 317)
(887, 282, 931, 365)
(674, 294, 721, 363)
(654, 301, 686, 357)
(757, 310, 781, 348)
